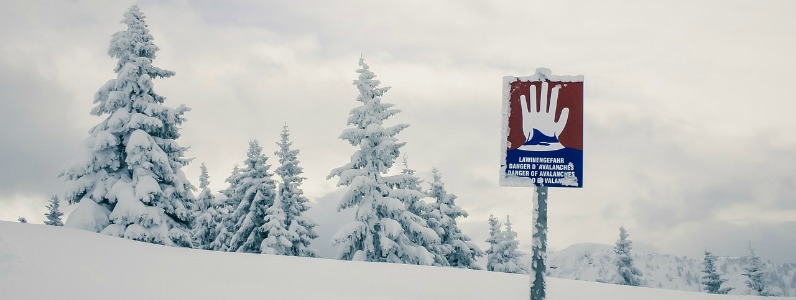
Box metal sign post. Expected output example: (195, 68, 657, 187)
(531, 186, 548, 300)
(499, 68, 583, 300)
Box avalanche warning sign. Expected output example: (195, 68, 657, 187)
(500, 68, 583, 188)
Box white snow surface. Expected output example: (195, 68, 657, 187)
(63, 198, 110, 232)
(1, 221, 791, 300)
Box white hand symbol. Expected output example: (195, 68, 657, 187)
(519, 81, 569, 148)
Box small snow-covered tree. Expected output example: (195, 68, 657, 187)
(490, 216, 528, 274)
(426, 168, 483, 269)
(385, 156, 446, 266)
(260, 196, 295, 255)
(208, 165, 241, 250)
(614, 225, 643, 286)
(274, 125, 318, 257)
(17, 216, 27, 223)
(44, 195, 64, 226)
(744, 245, 768, 295)
(195, 163, 212, 211)
(702, 251, 732, 294)
(328, 58, 438, 265)
(221, 164, 241, 199)
(211, 140, 277, 253)
(192, 163, 225, 249)
(485, 214, 503, 271)
(59, 5, 194, 247)
(390, 156, 430, 219)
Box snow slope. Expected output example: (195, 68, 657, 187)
(1, 221, 791, 300)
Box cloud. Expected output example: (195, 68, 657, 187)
(655, 220, 796, 264)
(0, 60, 82, 199)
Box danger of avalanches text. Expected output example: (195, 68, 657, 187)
(506, 157, 575, 184)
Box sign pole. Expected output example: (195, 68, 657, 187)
(500, 68, 582, 300)
(530, 186, 548, 300)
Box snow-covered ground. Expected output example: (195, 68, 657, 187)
(1, 221, 792, 300)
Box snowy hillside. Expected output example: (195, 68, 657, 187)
(1, 222, 793, 300)
(547, 243, 796, 297)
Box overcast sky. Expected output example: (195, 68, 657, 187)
(1, 0, 794, 263)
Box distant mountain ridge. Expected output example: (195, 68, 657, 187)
(546, 243, 796, 297)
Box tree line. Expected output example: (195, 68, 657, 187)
(29, 5, 526, 272)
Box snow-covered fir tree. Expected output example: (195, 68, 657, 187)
(17, 217, 27, 223)
(426, 168, 483, 269)
(195, 163, 212, 212)
(221, 164, 241, 199)
(60, 5, 194, 247)
(192, 163, 226, 249)
(208, 165, 241, 251)
(385, 156, 446, 266)
(44, 195, 64, 226)
(744, 245, 768, 295)
(211, 140, 277, 253)
(328, 58, 439, 265)
(260, 195, 295, 255)
(485, 214, 503, 271)
(614, 225, 643, 286)
(490, 216, 528, 274)
(702, 250, 731, 294)
(390, 156, 429, 218)
(274, 125, 318, 257)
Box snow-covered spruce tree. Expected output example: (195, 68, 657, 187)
(191, 163, 225, 249)
(491, 216, 528, 274)
(208, 164, 242, 251)
(426, 168, 483, 269)
(44, 195, 64, 226)
(485, 214, 503, 271)
(702, 251, 732, 294)
(614, 225, 643, 286)
(211, 140, 277, 253)
(274, 125, 318, 257)
(60, 5, 194, 247)
(260, 195, 295, 255)
(221, 164, 242, 199)
(328, 58, 438, 265)
(390, 156, 429, 219)
(385, 156, 446, 266)
(744, 245, 768, 295)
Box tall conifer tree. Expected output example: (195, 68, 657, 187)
(328, 58, 438, 265)
(274, 125, 318, 257)
(60, 5, 194, 246)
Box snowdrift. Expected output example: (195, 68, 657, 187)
(0, 221, 790, 300)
